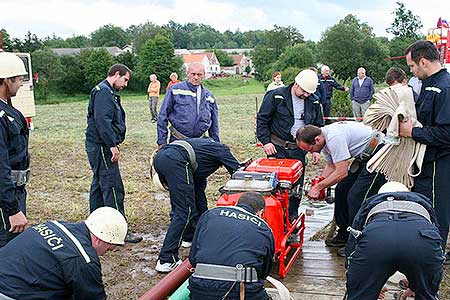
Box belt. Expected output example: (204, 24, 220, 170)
(0, 292, 16, 300)
(171, 140, 198, 171)
(357, 131, 383, 161)
(169, 125, 208, 140)
(193, 263, 259, 283)
(365, 199, 431, 226)
(169, 125, 187, 140)
(270, 134, 297, 150)
(11, 169, 30, 186)
(350, 131, 383, 173)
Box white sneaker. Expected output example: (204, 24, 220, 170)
(181, 241, 192, 248)
(155, 260, 182, 273)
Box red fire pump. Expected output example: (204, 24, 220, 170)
(217, 158, 305, 278)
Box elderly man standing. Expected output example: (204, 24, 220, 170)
(257, 69, 323, 223)
(350, 67, 375, 118)
(157, 62, 219, 146)
(318, 65, 349, 123)
(147, 74, 161, 123)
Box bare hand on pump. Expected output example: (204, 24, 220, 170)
(263, 143, 277, 156)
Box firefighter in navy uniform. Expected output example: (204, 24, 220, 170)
(345, 182, 444, 300)
(0, 52, 30, 247)
(0, 207, 128, 300)
(188, 192, 275, 300)
(85, 63, 141, 243)
(151, 138, 241, 273)
(400, 41, 450, 263)
(257, 69, 323, 222)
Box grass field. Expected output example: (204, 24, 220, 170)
(25, 80, 449, 299)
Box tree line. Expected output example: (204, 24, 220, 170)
(0, 1, 424, 100)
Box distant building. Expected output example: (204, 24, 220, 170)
(231, 54, 253, 75)
(51, 45, 132, 57)
(182, 52, 220, 78)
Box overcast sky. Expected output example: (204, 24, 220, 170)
(1, 0, 443, 42)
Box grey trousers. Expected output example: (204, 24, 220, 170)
(352, 101, 370, 118)
(149, 96, 158, 120)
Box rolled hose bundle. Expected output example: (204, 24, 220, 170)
(363, 84, 426, 188)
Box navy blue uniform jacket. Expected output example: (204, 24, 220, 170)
(161, 138, 240, 179)
(0, 101, 29, 216)
(411, 69, 450, 161)
(189, 204, 275, 298)
(347, 192, 438, 253)
(86, 80, 126, 147)
(257, 83, 323, 145)
(0, 221, 106, 300)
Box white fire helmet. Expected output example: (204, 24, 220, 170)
(150, 149, 168, 192)
(378, 181, 409, 194)
(85, 207, 128, 245)
(294, 69, 318, 94)
(0, 52, 27, 79)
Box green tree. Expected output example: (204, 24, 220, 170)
(65, 35, 91, 48)
(56, 55, 87, 94)
(275, 43, 317, 71)
(136, 34, 182, 91)
(386, 1, 423, 39)
(251, 45, 278, 81)
(128, 22, 169, 54)
(43, 34, 70, 48)
(318, 14, 389, 82)
(31, 50, 64, 99)
(210, 49, 234, 67)
(91, 24, 128, 47)
(12, 31, 43, 53)
(79, 48, 114, 91)
(264, 25, 304, 56)
(0, 29, 13, 51)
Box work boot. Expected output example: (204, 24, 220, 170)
(325, 235, 348, 247)
(155, 259, 182, 273)
(125, 232, 143, 244)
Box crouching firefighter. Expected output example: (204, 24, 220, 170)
(0, 52, 30, 247)
(151, 138, 242, 273)
(345, 182, 444, 300)
(188, 192, 275, 300)
(0, 207, 128, 300)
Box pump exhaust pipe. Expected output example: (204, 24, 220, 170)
(139, 260, 194, 300)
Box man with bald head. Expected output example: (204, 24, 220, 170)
(350, 67, 375, 118)
(157, 62, 219, 147)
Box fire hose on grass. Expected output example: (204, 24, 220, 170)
(363, 85, 426, 188)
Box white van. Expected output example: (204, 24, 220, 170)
(10, 53, 35, 129)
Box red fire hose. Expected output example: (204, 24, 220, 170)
(139, 260, 194, 300)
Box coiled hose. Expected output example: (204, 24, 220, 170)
(363, 84, 426, 188)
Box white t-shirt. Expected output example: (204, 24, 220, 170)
(290, 91, 305, 139)
(321, 121, 374, 163)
